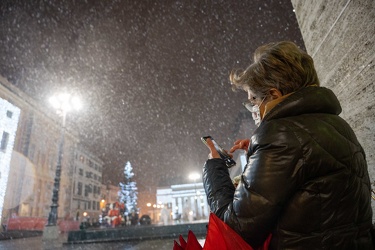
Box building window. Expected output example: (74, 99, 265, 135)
(92, 201, 96, 210)
(0, 132, 9, 151)
(79, 169, 83, 176)
(86, 171, 92, 179)
(77, 182, 82, 195)
(85, 185, 89, 197)
(6, 110, 13, 118)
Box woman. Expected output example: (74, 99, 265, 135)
(203, 41, 373, 249)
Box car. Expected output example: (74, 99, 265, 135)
(139, 214, 151, 225)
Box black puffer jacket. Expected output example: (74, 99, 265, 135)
(203, 87, 373, 250)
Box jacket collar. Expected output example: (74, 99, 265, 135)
(263, 92, 293, 118)
(262, 86, 342, 121)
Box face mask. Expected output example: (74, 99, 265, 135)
(251, 105, 261, 127)
(250, 96, 266, 127)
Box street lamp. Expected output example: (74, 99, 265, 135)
(100, 199, 106, 209)
(189, 172, 200, 220)
(46, 93, 81, 226)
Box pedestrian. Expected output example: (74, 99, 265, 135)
(202, 41, 373, 249)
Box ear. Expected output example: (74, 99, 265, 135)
(269, 88, 283, 100)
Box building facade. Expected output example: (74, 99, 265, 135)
(71, 146, 104, 222)
(153, 149, 248, 225)
(0, 76, 103, 225)
(0, 98, 20, 221)
(100, 183, 120, 207)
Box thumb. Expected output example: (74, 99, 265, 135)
(205, 138, 220, 159)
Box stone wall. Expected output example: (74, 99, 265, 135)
(291, 0, 374, 216)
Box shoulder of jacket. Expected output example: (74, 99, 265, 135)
(254, 118, 296, 137)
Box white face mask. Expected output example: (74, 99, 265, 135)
(251, 104, 261, 127)
(250, 96, 266, 127)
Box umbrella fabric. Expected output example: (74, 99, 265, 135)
(173, 213, 271, 250)
(173, 230, 202, 250)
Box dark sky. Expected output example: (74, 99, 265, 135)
(0, 0, 304, 192)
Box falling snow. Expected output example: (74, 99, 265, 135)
(0, 0, 304, 192)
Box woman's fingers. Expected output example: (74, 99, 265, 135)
(229, 139, 250, 153)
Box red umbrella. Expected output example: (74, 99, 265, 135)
(173, 213, 271, 250)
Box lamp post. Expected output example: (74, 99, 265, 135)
(45, 93, 81, 228)
(189, 172, 200, 220)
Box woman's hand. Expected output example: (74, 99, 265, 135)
(204, 137, 221, 159)
(229, 139, 250, 153)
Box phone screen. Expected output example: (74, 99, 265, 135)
(201, 136, 236, 168)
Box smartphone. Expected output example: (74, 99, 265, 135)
(201, 136, 236, 168)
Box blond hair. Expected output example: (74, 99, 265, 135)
(230, 41, 319, 96)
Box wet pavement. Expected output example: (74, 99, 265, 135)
(0, 234, 206, 250)
(0, 220, 208, 249)
(0, 235, 174, 250)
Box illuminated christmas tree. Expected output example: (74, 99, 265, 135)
(118, 161, 138, 215)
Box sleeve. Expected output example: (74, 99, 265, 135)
(203, 122, 304, 248)
(203, 158, 235, 218)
